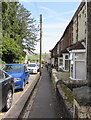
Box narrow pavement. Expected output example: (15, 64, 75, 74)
(27, 67, 66, 119)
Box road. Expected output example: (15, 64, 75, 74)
(22, 67, 67, 119)
(0, 73, 39, 120)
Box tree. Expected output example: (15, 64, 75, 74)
(2, 37, 22, 63)
(2, 2, 39, 63)
(17, 3, 39, 53)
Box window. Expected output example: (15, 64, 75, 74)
(70, 50, 86, 80)
(58, 57, 63, 71)
(75, 53, 85, 60)
(65, 60, 69, 70)
(60, 59, 63, 66)
(63, 54, 69, 71)
(65, 55, 69, 59)
(0, 70, 9, 80)
(28, 64, 36, 67)
(3, 65, 22, 73)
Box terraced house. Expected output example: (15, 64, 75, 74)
(50, 1, 91, 118)
(50, 2, 86, 81)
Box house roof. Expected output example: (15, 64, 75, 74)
(69, 40, 86, 51)
(60, 40, 86, 54)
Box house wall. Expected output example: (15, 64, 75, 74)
(50, 2, 86, 76)
(78, 5, 86, 42)
(73, 16, 78, 44)
(61, 22, 73, 51)
(73, 3, 86, 44)
(53, 46, 57, 58)
(57, 43, 60, 55)
(59, 40, 61, 52)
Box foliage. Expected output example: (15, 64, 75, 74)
(27, 53, 50, 63)
(2, 2, 39, 63)
(0, 58, 6, 64)
(2, 37, 22, 63)
(28, 53, 50, 60)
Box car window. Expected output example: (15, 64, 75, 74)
(0, 70, 9, 80)
(3, 65, 22, 73)
(28, 64, 36, 67)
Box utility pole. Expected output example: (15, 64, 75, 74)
(40, 14, 42, 75)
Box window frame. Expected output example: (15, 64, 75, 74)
(69, 49, 86, 80)
(63, 53, 69, 72)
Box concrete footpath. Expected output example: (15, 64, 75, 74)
(28, 67, 68, 119)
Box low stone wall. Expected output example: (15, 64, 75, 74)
(74, 99, 91, 119)
(51, 68, 91, 119)
(51, 68, 73, 118)
(54, 70, 88, 90)
(73, 86, 91, 119)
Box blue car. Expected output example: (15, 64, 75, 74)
(3, 64, 29, 90)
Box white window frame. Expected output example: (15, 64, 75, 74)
(51, 58, 55, 66)
(69, 49, 86, 80)
(63, 53, 69, 72)
(58, 57, 63, 71)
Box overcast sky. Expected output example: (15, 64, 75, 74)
(21, 1, 81, 53)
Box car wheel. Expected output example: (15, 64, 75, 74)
(27, 80, 29, 84)
(4, 89, 13, 111)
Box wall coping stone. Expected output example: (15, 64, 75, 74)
(73, 86, 91, 106)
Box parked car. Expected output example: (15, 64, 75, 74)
(0, 69, 14, 111)
(27, 63, 38, 74)
(3, 64, 29, 90)
(36, 63, 40, 72)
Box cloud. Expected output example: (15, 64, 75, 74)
(43, 22, 69, 29)
(40, 6, 57, 15)
(39, 6, 76, 22)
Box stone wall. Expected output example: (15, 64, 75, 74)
(74, 99, 91, 118)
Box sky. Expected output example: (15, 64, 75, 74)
(20, 1, 81, 53)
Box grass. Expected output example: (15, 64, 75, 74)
(28, 53, 50, 62)
(28, 53, 50, 58)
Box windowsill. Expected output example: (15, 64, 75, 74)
(70, 77, 86, 81)
(63, 69, 69, 72)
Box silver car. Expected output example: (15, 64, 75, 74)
(27, 63, 38, 74)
